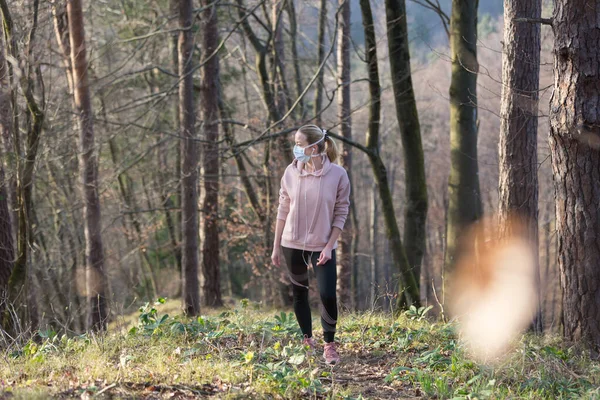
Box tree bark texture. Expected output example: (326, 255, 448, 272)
(179, 0, 200, 316)
(498, 0, 542, 332)
(384, 0, 428, 283)
(445, 0, 481, 273)
(549, 0, 600, 355)
(201, 0, 222, 307)
(67, 0, 107, 331)
(337, 0, 353, 308)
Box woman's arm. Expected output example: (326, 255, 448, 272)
(317, 172, 351, 266)
(272, 177, 290, 267)
(271, 218, 286, 267)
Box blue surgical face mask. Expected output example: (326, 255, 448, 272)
(293, 136, 324, 163)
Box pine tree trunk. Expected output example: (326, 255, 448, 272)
(549, 0, 600, 355)
(67, 0, 107, 331)
(384, 0, 428, 284)
(337, 0, 353, 308)
(445, 0, 481, 273)
(179, 0, 200, 316)
(498, 0, 542, 332)
(201, 0, 222, 307)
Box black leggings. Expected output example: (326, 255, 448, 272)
(282, 246, 338, 343)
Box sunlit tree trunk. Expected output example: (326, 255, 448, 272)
(549, 0, 600, 355)
(498, 0, 542, 333)
(67, 0, 107, 331)
(201, 0, 222, 307)
(179, 0, 200, 316)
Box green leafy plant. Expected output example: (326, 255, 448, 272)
(404, 305, 433, 321)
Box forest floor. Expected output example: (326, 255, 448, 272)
(1, 298, 599, 399)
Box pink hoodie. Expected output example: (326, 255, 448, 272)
(276, 157, 351, 251)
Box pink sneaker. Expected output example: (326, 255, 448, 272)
(302, 336, 317, 354)
(323, 342, 340, 365)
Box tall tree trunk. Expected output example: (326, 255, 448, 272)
(285, 0, 304, 120)
(67, 0, 107, 331)
(359, 0, 419, 308)
(549, 0, 600, 355)
(498, 0, 542, 333)
(179, 0, 200, 316)
(2, 0, 43, 334)
(336, 0, 353, 308)
(313, 0, 327, 125)
(271, 0, 292, 120)
(0, 27, 16, 242)
(444, 0, 481, 274)
(384, 0, 428, 285)
(169, 0, 183, 284)
(0, 28, 14, 311)
(201, 0, 222, 307)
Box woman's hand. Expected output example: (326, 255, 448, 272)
(317, 246, 332, 266)
(271, 246, 281, 267)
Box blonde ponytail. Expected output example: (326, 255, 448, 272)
(324, 135, 339, 163)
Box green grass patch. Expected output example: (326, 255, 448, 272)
(1, 299, 599, 399)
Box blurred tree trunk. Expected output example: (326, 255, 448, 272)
(359, 0, 419, 308)
(498, 0, 542, 333)
(0, 30, 16, 241)
(1, 0, 43, 335)
(179, 0, 200, 316)
(201, 0, 222, 307)
(67, 0, 107, 331)
(549, 0, 600, 355)
(336, 0, 354, 309)
(384, 0, 428, 287)
(444, 0, 481, 274)
(0, 39, 13, 320)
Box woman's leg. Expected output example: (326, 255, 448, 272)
(311, 250, 338, 343)
(282, 247, 313, 338)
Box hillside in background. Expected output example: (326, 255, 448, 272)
(348, 0, 504, 47)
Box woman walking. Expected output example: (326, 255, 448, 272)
(271, 125, 351, 365)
